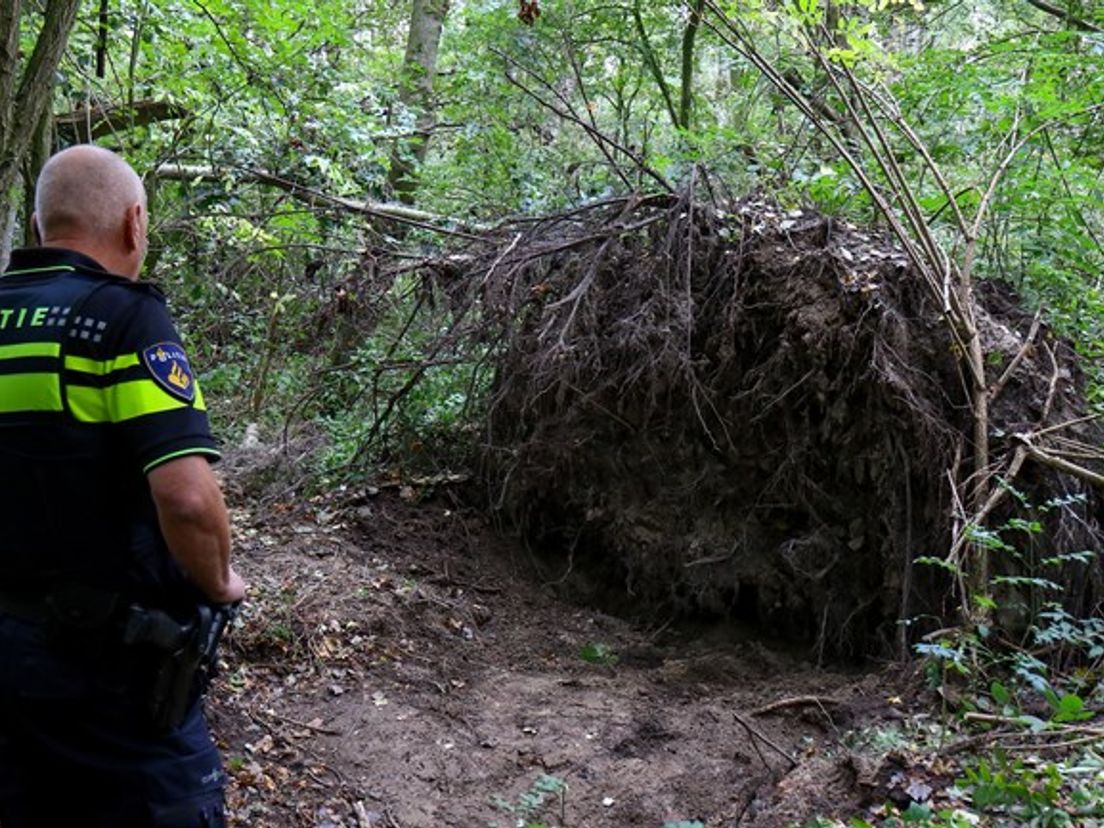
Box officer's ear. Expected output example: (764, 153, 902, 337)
(123, 202, 144, 252)
(31, 214, 42, 246)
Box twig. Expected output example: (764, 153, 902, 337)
(495, 49, 672, 193)
(942, 728, 1017, 756)
(256, 706, 343, 736)
(353, 801, 373, 828)
(733, 712, 798, 769)
(1020, 440, 1104, 490)
(751, 695, 844, 717)
(1039, 342, 1061, 426)
(480, 232, 523, 288)
(947, 445, 1029, 566)
(1025, 0, 1104, 32)
(988, 308, 1043, 402)
(999, 732, 1104, 753)
(963, 712, 1029, 726)
(684, 550, 735, 568)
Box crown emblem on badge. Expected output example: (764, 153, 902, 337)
(167, 361, 191, 391)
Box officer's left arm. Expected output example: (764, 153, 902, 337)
(148, 455, 244, 604)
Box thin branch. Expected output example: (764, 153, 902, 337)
(972, 102, 1104, 245)
(1025, 0, 1103, 33)
(988, 308, 1043, 403)
(751, 696, 844, 717)
(495, 48, 672, 193)
(733, 712, 798, 769)
(562, 33, 635, 191)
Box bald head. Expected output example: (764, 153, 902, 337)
(34, 146, 149, 278)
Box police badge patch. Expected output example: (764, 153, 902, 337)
(141, 342, 196, 403)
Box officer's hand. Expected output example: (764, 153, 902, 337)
(212, 567, 247, 604)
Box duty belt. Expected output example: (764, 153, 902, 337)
(0, 583, 120, 628)
(0, 590, 51, 624)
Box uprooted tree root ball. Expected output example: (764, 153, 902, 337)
(427, 189, 1103, 657)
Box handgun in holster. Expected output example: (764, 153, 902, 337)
(122, 602, 239, 732)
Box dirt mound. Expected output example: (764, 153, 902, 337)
(450, 191, 1103, 656)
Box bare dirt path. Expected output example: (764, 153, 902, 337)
(212, 483, 903, 828)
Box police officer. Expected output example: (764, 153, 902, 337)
(0, 145, 245, 826)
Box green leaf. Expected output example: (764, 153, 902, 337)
(1052, 693, 1093, 723)
(915, 555, 961, 574)
(901, 802, 933, 823)
(990, 681, 1010, 706)
(579, 642, 618, 665)
(973, 594, 998, 611)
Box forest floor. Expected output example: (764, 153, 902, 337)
(208, 463, 953, 828)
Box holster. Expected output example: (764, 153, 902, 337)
(122, 602, 239, 732)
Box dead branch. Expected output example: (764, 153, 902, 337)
(153, 163, 488, 237)
(353, 801, 373, 828)
(1019, 439, 1104, 490)
(1025, 0, 1103, 32)
(1031, 412, 1104, 439)
(751, 695, 844, 717)
(55, 98, 186, 140)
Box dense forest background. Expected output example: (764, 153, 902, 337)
(4, 0, 1103, 470)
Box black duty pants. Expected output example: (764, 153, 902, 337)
(0, 615, 226, 827)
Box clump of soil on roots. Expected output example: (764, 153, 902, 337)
(453, 189, 1104, 657)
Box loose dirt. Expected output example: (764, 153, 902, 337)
(212, 479, 916, 828)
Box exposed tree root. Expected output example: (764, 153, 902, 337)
(424, 190, 1104, 657)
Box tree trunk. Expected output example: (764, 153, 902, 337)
(678, 0, 706, 131)
(387, 0, 450, 205)
(0, 0, 81, 270)
(23, 105, 54, 246)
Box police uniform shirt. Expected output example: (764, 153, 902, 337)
(0, 247, 219, 604)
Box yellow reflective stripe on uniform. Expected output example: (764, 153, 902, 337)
(2, 265, 76, 277)
(108, 380, 192, 420)
(0, 342, 61, 360)
(65, 384, 110, 421)
(0, 374, 63, 412)
(142, 446, 221, 474)
(63, 353, 141, 375)
(67, 378, 207, 423)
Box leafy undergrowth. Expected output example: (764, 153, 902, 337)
(801, 614, 1104, 827)
(801, 715, 1104, 828)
